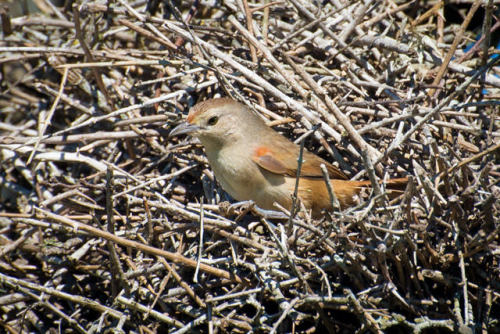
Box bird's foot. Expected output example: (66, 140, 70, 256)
(225, 201, 289, 220)
(227, 200, 252, 209)
(251, 207, 290, 220)
(217, 200, 257, 220)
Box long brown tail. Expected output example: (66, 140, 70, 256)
(355, 177, 408, 191)
(303, 177, 408, 216)
(329, 177, 408, 209)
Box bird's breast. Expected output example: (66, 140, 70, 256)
(204, 145, 291, 210)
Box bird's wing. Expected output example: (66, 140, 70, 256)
(251, 138, 348, 180)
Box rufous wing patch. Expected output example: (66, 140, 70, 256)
(186, 112, 195, 123)
(252, 147, 288, 175)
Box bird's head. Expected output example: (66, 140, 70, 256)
(170, 98, 265, 149)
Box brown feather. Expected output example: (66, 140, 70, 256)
(173, 97, 408, 217)
(252, 135, 348, 180)
(299, 177, 408, 217)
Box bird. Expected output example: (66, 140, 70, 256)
(170, 97, 407, 217)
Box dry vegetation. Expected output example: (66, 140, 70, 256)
(1, 0, 499, 333)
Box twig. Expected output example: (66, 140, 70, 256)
(35, 208, 249, 285)
(193, 199, 204, 283)
(428, 0, 483, 97)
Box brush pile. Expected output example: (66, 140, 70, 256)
(0, 0, 499, 332)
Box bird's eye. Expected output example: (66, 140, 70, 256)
(207, 116, 218, 126)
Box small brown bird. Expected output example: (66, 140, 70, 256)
(170, 98, 407, 217)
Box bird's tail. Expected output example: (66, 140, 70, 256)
(355, 177, 408, 191)
(329, 177, 408, 209)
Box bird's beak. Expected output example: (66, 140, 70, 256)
(169, 122, 201, 137)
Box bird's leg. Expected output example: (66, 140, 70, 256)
(226, 200, 290, 220)
(225, 200, 257, 222)
(227, 200, 255, 214)
(251, 207, 290, 220)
